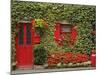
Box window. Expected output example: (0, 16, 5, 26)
(61, 24, 71, 32)
(18, 24, 24, 45)
(26, 24, 31, 45)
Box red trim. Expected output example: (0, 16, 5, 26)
(54, 23, 61, 41)
(70, 27, 77, 42)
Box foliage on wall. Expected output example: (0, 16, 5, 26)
(11, 0, 96, 56)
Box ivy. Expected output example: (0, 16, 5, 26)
(11, 1, 96, 55)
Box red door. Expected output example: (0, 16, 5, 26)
(16, 22, 33, 69)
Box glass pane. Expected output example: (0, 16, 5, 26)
(18, 24, 24, 45)
(26, 24, 31, 45)
(61, 25, 71, 32)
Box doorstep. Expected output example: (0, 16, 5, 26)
(11, 67, 96, 75)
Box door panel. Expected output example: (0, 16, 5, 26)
(17, 46, 27, 66)
(26, 24, 33, 66)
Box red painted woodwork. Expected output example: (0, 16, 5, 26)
(32, 29, 35, 44)
(70, 26, 77, 42)
(16, 22, 33, 69)
(54, 22, 61, 41)
(31, 24, 40, 44)
(34, 35, 40, 44)
(90, 49, 96, 67)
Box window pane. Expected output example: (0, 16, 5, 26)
(18, 25, 23, 45)
(61, 24, 71, 32)
(26, 24, 31, 45)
